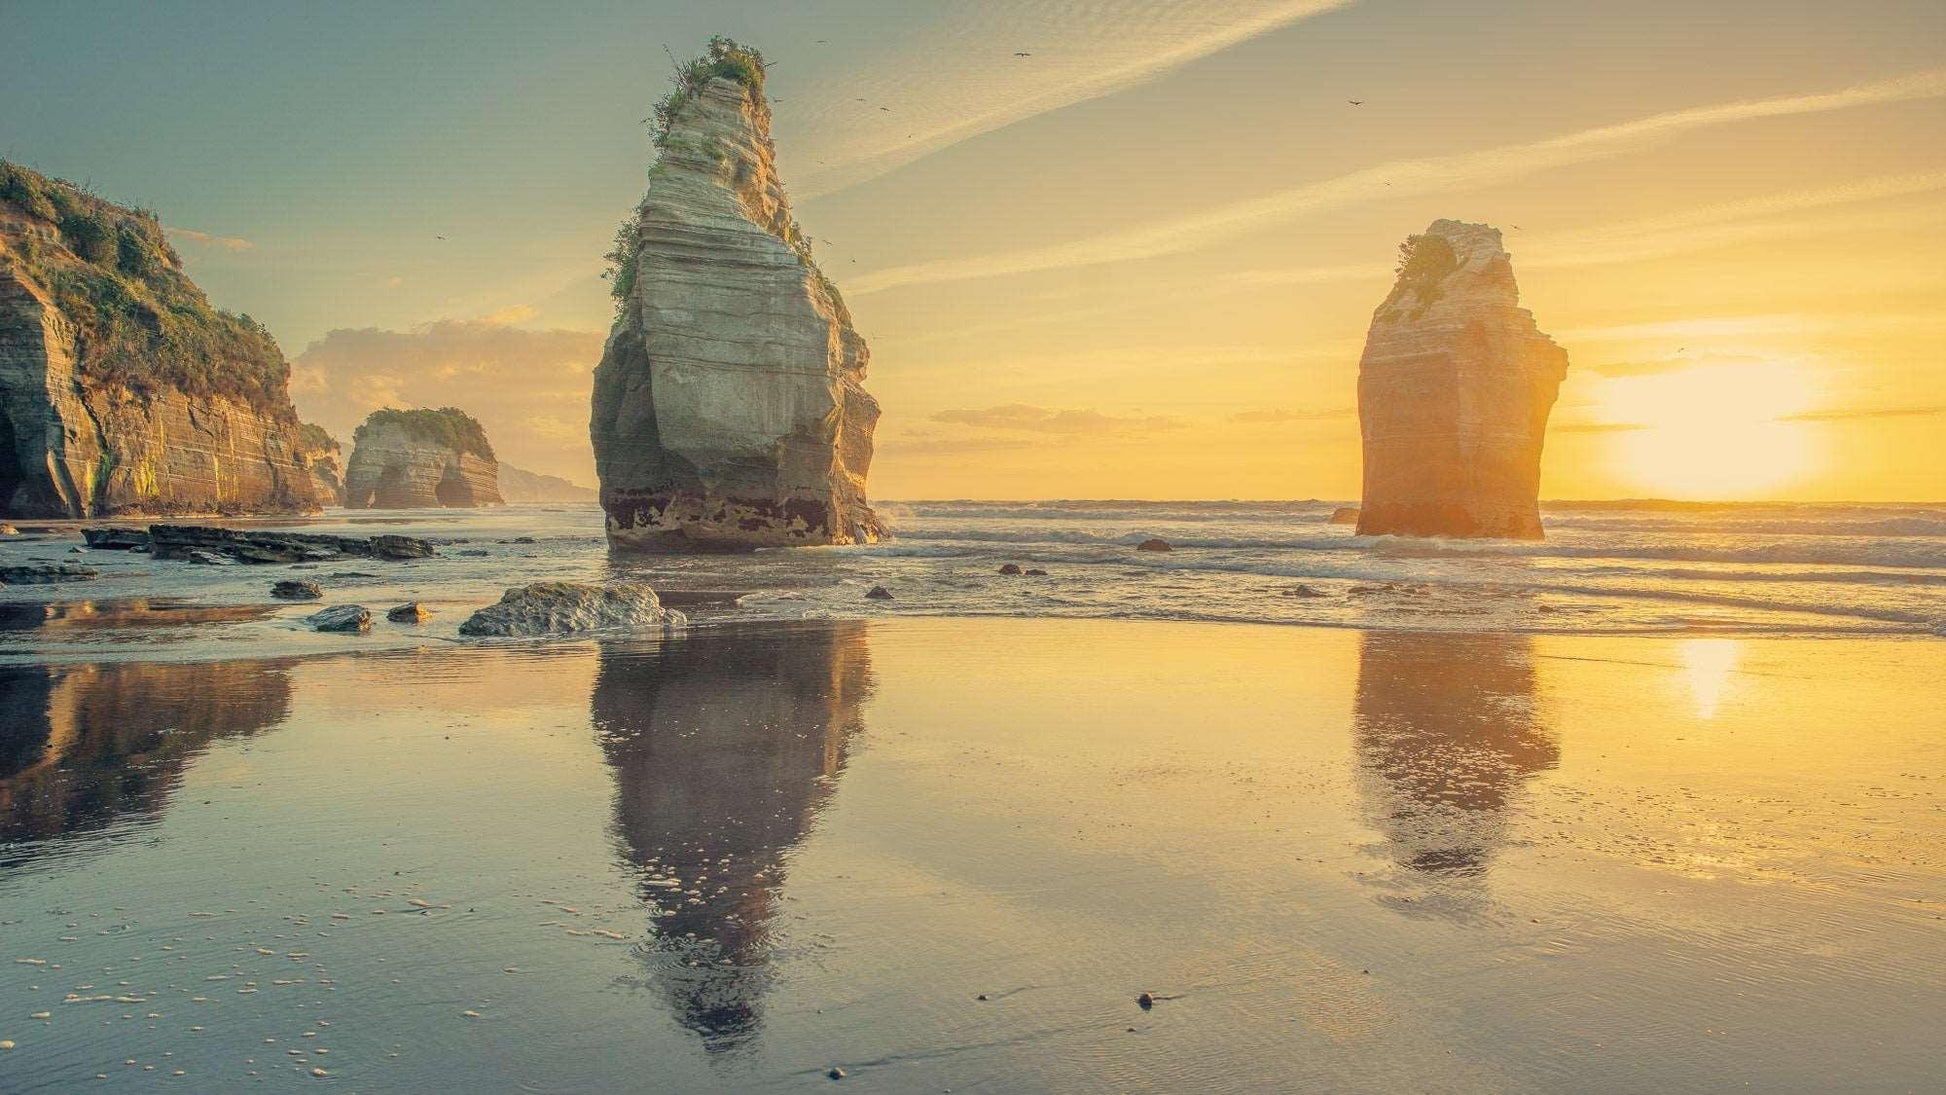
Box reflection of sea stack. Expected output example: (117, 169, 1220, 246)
(0, 660, 293, 847)
(590, 38, 881, 551)
(1355, 220, 1567, 540)
(1352, 632, 1557, 877)
(590, 623, 873, 1052)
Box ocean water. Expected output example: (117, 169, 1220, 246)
(2, 500, 1943, 663)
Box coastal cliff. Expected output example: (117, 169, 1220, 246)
(295, 422, 345, 506)
(590, 38, 881, 551)
(0, 161, 320, 517)
(342, 407, 503, 509)
(1355, 220, 1567, 540)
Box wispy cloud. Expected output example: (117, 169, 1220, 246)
(797, 1, 1355, 198)
(1561, 312, 1946, 344)
(848, 69, 1946, 295)
(877, 431, 1048, 456)
(1781, 405, 1944, 422)
(932, 404, 1181, 434)
(1222, 170, 1946, 289)
(1229, 407, 1354, 423)
(166, 226, 253, 252)
(1520, 170, 1946, 270)
(1551, 421, 1650, 434)
(479, 304, 538, 325)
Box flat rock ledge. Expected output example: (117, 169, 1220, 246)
(0, 563, 100, 585)
(457, 582, 687, 638)
(81, 524, 435, 563)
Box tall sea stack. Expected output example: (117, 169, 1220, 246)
(1355, 220, 1567, 540)
(590, 39, 881, 551)
(0, 161, 320, 517)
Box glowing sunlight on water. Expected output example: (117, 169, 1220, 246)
(1677, 637, 1742, 719)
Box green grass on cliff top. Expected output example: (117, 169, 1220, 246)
(297, 421, 340, 454)
(0, 159, 297, 419)
(355, 407, 495, 462)
(649, 36, 766, 149)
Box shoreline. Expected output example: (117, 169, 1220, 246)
(3, 501, 1941, 670)
(2, 595, 1937, 671)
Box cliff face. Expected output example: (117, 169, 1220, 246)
(1356, 220, 1567, 540)
(0, 163, 321, 518)
(590, 40, 881, 552)
(342, 407, 503, 509)
(295, 423, 344, 507)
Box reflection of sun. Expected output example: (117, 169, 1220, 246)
(1677, 638, 1740, 719)
(1597, 362, 1820, 499)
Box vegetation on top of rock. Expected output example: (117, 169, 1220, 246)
(606, 38, 771, 312)
(649, 36, 766, 148)
(354, 407, 495, 461)
(297, 422, 340, 453)
(0, 160, 296, 418)
(601, 216, 640, 308)
(604, 38, 847, 321)
(1389, 233, 1460, 307)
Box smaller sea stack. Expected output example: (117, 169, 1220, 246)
(342, 407, 503, 509)
(1355, 220, 1567, 540)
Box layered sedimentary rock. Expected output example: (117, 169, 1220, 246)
(590, 39, 881, 551)
(0, 161, 321, 518)
(497, 463, 597, 504)
(295, 423, 345, 507)
(342, 407, 503, 509)
(1356, 220, 1567, 540)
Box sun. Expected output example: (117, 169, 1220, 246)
(1595, 361, 1822, 499)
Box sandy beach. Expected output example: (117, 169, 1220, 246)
(3, 617, 1940, 1092)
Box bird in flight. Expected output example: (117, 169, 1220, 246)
(1348, 100, 1364, 106)
(1015, 51, 1032, 57)
(435, 235, 447, 240)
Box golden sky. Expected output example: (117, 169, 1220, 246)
(8, 1, 1942, 500)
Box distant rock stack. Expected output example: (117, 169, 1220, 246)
(590, 38, 881, 552)
(1355, 220, 1567, 540)
(0, 160, 321, 518)
(342, 407, 503, 509)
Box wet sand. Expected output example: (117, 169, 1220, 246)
(1, 618, 1941, 1092)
